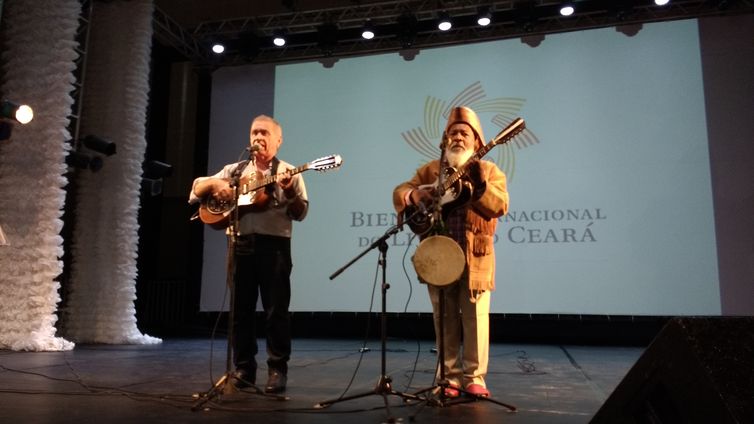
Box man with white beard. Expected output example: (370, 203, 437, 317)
(393, 106, 509, 399)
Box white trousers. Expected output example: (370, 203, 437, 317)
(427, 279, 491, 388)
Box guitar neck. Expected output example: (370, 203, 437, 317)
(441, 117, 525, 191)
(241, 164, 309, 195)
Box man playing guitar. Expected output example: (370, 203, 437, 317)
(392, 106, 509, 398)
(189, 114, 308, 394)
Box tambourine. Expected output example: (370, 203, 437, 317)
(411, 235, 465, 286)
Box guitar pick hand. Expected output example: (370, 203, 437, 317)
(410, 187, 435, 208)
(211, 178, 234, 201)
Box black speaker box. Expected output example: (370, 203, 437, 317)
(591, 317, 754, 424)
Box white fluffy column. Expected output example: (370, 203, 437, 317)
(62, 0, 159, 344)
(0, 0, 80, 351)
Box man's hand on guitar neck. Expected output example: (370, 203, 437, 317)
(277, 170, 296, 198)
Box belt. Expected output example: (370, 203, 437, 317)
(236, 233, 290, 250)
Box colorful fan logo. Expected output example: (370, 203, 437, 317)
(400, 81, 539, 181)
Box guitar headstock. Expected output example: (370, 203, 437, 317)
(308, 154, 343, 172)
(489, 117, 526, 147)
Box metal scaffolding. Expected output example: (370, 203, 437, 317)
(152, 0, 754, 66)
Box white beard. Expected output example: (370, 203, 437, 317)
(444, 147, 473, 168)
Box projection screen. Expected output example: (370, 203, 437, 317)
(199, 18, 723, 316)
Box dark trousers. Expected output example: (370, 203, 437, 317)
(231, 234, 292, 376)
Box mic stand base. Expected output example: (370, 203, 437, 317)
(314, 374, 423, 409)
(409, 287, 517, 417)
(315, 235, 423, 422)
(191, 373, 236, 411)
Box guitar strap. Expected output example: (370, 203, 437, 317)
(232, 159, 251, 179)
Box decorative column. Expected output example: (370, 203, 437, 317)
(0, 0, 81, 351)
(62, 0, 159, 344)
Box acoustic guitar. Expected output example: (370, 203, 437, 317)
(198, 154, 343, 229)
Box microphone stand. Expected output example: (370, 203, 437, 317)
(314, 221, 425, 421)
(193, 151, 271, 410)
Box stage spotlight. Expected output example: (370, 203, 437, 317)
(143, 160, 173, 179)
(437, 12, 452, 31)
(477, 7, 492, 26)
(273, 30, 286, 47)
(1, 100, 33, 124)
(141, 160, 172, 196)
(141, 178, 163, 196)
(654, 0, 670, 5)
(616, 23, 643, 37)
(66, 151, 103, 172)
(0, 121, 12, 141)
(211, 43, 225, 54)
(560, 3, 575, 16)
(521, 34, 545, 48)
(318, 57, 339, 68)
(399, 48, 419, 61)
(361, 21, 375, 40)
(204, 36, 226, 54)
(83, 135, 116, 156)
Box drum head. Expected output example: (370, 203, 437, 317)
(412, 235, 465, 286)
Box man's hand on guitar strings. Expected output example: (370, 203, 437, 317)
(410, 187, 434, 210)
(211, 178, 234, 201)
(465, 160, 485, 188)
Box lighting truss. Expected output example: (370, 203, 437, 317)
(153, 0, 754, 66)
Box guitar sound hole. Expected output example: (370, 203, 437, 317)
(207, 198, 230, 214)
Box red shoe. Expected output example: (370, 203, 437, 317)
(443, 382, 461, 398)
(465, 383, 490, 397)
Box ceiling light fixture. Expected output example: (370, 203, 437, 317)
(211, 43, 225, 54)
(361, 21, 375, 40)
(560, 3, 575, 16)
(272, 30, 286, 47)
(437, 12, 452, 31)
(477, 7, 492, 26)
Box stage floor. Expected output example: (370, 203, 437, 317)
(0, 338, 642, 423)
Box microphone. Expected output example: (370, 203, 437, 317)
(245, 144, 261, 163)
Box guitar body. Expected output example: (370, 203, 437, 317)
(198, 198, 233, 230)
(198, 187, 273, 230)
(403, 167, 473, 235)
